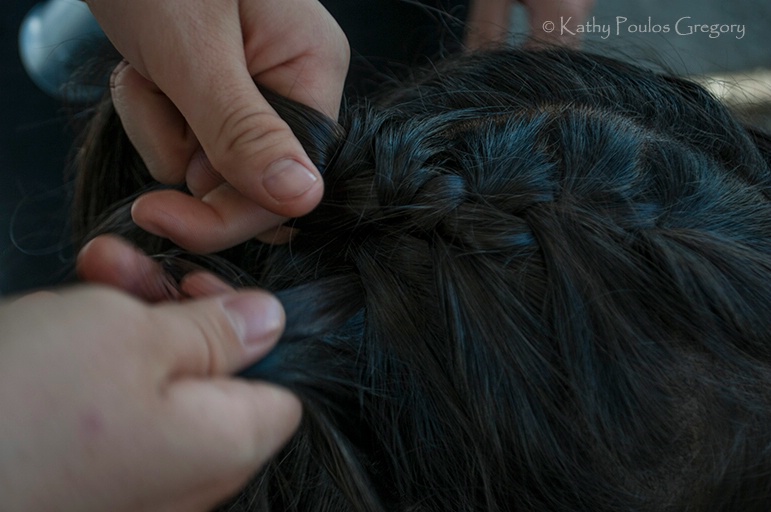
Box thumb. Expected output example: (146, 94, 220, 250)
(112, 60, 323, 216)
(179, 63, 324, 215)
(149, 291, 285, 377)
(145, 291, 300, 505)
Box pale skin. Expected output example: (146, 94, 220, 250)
(0, 1, 594, 509)
(82, 0, 594, 267)
(0, 277, 300, 512)
(0, 3, 341, 510)
(85, 0, 351, 253)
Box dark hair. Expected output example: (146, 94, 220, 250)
(74, 47, 771, 511)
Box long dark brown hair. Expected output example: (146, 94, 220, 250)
(74, 48, 771, 511)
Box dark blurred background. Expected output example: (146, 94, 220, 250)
(1, 1, 79, 295)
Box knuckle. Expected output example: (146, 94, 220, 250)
(187, 304, 240, 375)
(109, 60, 131, 91)
(168, 228, 227, 254)
(213, 106, 295, 167)
(109, 61, 151, 97)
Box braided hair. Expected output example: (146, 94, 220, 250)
(74, 48, 771, 511)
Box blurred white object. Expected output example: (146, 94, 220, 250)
(19, 0, 107, 101)
(696, 69, 771, 109)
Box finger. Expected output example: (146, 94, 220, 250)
(10, 290, 60, 306)
(185, 148, 224, 198)
(180, 272, 236, 298)
(241, 0, 349, 120)
(166, 379, 302, 475)
(77, 235, 181, 301)
(111, 62, 198, 184)
(132, 188, 287, 253)
(254, 224, 296, 245)
(149, 291, 285, 376)
(145, 24, 324, 219)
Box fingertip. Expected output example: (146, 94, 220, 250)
(238, 382, 303, 463)
(262, 382, 303, 435)
(180, 271, 236, 298)
(132, 191, 225, 253)
(77, 235, 179, 301)
(254, 224, 297, 245)
(164, 379, 302, 476)
(77, 235, 140, 286)
(255, 382, 303, 426)
(131, 191, 180, 242)
(132, 187, 293, 253)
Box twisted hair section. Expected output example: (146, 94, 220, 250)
(74, 48, 771, 511)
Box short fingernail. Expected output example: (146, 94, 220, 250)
(263, 159, 319, 201)
(223, 293, 284, 352)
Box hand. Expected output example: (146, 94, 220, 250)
(84, 0, 349, 253)
(77, 234, 239, 302)
(0, 285, 300, 512)
(465, 0, 595, 50)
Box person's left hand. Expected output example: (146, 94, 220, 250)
(85, 0, 349, 254)
(0, 283, 299, 512)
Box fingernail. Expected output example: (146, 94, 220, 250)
(223, 294, 284, 351)
(263, 159, 318, 201)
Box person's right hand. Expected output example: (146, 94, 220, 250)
(84, 0, 349, 254)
